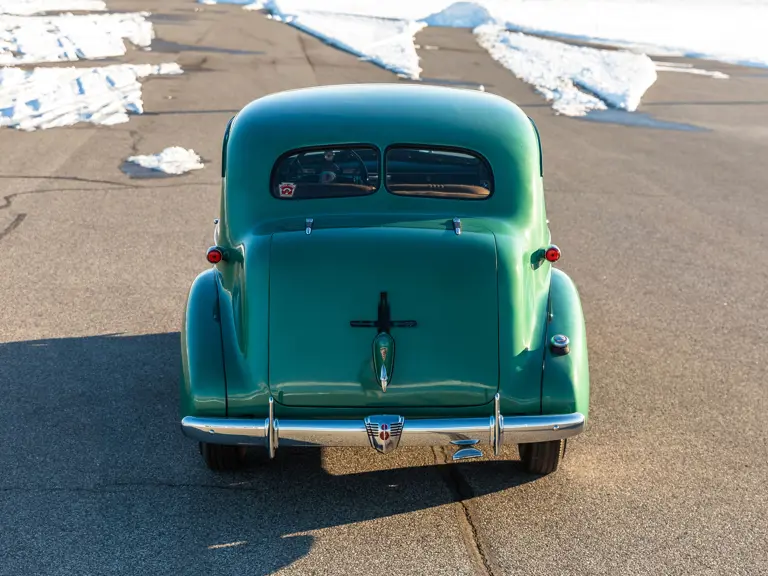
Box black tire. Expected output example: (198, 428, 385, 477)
(199, 442, 247, 471)
(518, 439, 567, 475)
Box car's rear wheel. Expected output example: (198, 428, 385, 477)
(199, 442, 247, 471)
(518, 439, 567, 475)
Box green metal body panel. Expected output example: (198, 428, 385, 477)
(542, 269, 591, 421)
(179, 84, 589, 422)
(180, 269, 227, 418)
(268, 224, 499, 408)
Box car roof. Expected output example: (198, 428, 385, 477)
(223, 83, 545, 238)
(229, 83, 534, 154)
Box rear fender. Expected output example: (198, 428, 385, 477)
(180, 268, 227, 418)
(541, 268, 590, 421)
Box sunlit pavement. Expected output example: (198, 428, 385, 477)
(1, 3, 767, 575)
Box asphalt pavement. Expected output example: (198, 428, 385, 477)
(1, 2, 766, 575)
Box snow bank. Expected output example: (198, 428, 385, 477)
(0, 0, 106, 15)
(192, 0, 768, 116)
(199, 0, 258, 5)
(476, 24, 657, 116)
(485, 0, 768, 69)
(203, 0, 449, 19)
(204, 0, 768, 70)
(0, 63, 182, 131)
(125, 147, 204, 175)
(0, 12, 154, 65)
(654, 61, 729, 80)
(421, 2, 494, 28)
(242, 2, 267, 10)
(270, 10, 426, 79)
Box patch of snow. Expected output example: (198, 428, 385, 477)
(0, 12, 154, 65)
(201, 0, 267, 9)
(204, 0, 768, 70)
(421, 2, 495, 28)
(0, 0, 106, 16)
(0, 62, 182, 131)
(270, 10, 426, 79)
(214, 0, 450, 19)
(483, 0, 768, 70)
(125, 147, 204, 175)
(475, 24, 657, 117)
(198, 0, 768, 115)
(654, 61, 729, 79)
(199, 0, 258, 4)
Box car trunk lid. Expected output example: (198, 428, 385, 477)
(266, 223, 499, 408)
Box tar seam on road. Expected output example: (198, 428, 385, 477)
(0, 213, 26, 242)
(0, 174, 135, 188)
(129, 129, 144, 156)
(297, 34, 318, 80)
(0, 182, 219, 243)
(432, 446, 501, 576)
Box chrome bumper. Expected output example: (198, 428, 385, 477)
(181, 395, 585, 459)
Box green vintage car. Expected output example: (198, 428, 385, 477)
(180, 83, 589, 475)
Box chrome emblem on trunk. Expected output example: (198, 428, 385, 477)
(349, 292, 417, 393)
(365, 415, 404, 454)
(373, 332, 394, 392)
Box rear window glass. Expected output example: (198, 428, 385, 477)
(385, 147, 492, 199)
(271, 146, 379, 199)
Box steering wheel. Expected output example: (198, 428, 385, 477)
(289, 150, 369, 185)
(339, 149, 370, 185)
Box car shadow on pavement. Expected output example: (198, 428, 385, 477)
(0, 333, 539, 575)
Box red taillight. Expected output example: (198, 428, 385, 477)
(207, 247, 223, 264)
(545, 245, 561, 263)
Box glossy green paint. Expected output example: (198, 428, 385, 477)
(267, 224, 499, 408)
(180, 83, 589, 422)
(541, 268, 591, 421)
(180, 268, 226, 418)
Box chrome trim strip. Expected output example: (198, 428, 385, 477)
(279, 420, 369, 447)
(453, 447, 483, 460)
(268, 396, 278, 459)
(181, 416, 268, 445)
(492, 392, 503, 456)
(451, 439, 480, 446)
(400, 417, 491, 446)
(181, 412, 585, 450)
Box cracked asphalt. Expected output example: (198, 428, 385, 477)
(1, 2, 767, 575)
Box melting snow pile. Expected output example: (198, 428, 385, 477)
(0, 63, 182, 131)
(420, 1, 494, 28)
(199, 0, 256, 5)
(0, 3, 183, 130)
(0, 12, 154, 65)
(654, 61, 729, 80)
(475, 24, 658, 116)
(483, 0, 768, 70)
(125, 147, 205, 175)
(0, 0, 106, 15)
(271, 11, 426, 79)
(199, 0, 767, 117)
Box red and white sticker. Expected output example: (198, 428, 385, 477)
(278, 182, 296, 198)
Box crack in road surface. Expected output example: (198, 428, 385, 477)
(0, 181, 220, 243)
(0, 213, 27, 242)
(432, 447, 501, 576)
(0, 174, 135, 188)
